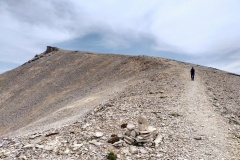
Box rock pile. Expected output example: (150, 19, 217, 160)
(110, 115, 163, 148)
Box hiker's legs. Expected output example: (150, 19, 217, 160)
(191, 74, 194, 80)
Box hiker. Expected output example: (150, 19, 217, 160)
(190, 67, 195, 81)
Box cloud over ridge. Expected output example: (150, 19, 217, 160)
(0, 0, 240, 74)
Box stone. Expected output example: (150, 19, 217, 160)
(127, 124, 135, 130)
(130, 130, 137, 138)
(139, 130, 151, 134)
(35, 144, 44, 149)
(43, 145, 55, 151)
(138, 115, 148, 131)
(89, 140, 102, 146)
(122, 148, 130, 155)
(45, 46, 59, 53)
(137, 134, 152, 140)
(23, 144, 35, 148)
(139, 148, 147, 154)
(124, 136, 135, 144)
(47, 139, 60, 147)
(156, 154, 163, 158)
(64, 147, 70, 154)
(121, 123, 128, 128)
(117, 133, 123, 138)
(19, 155, 27, 160)
(154, 134, 163, 147)
(72, 143, 83, 150)
(194, 137, 202, 140)
(124, 130, 131, 137)
(129, 146, 138, 154)
(112, 140, 125, 147)
(94, 132, 104, 138)
(45, 131, 59, 137)
(135, 138, 151, 143)
(147, 126, 157, 132)
(145, 147, 152, 152)
(82, 123, 91, 129)
(108, 136, 120, 144)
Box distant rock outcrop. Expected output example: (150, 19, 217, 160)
(23, 46, 59, 65)
(45, 46, 59, 54)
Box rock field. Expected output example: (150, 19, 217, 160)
(0, 48, 239, 159)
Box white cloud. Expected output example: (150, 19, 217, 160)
(0, 0, 240, 74)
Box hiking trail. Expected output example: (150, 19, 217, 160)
(171, 68, 239, 159)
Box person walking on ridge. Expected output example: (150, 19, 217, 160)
(190, 67, 195, 81)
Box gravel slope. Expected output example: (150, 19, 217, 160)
(0, 48, 239, 159)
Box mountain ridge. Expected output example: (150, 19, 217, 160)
(0, 47, 239, 159)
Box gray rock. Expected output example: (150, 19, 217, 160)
(82, 123, 91, 129)
(129, 146, 138, 154)
(72, 143, 83, 150)
(139, 148, 148, 154)
(130, 130, 137, 138)
(154, 134, 163, 147)
(124, 136, 135, 144)
(138, 115, 148, 131)
(113, 140, 125, 147)
(94, 132, 104, 138)
(23, 144, 35, 148)
(127, 124, 135, 131)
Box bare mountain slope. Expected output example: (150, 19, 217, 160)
(0, 47, 173, 136)
(0, 47, 239, 159)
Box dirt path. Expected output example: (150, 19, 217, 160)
(174, 68, 239, 159)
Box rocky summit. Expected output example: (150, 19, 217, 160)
(0, 47, 239, 159)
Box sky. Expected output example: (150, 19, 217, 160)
(0, 0, 240, 74)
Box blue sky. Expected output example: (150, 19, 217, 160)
(0, 0, 240, 74)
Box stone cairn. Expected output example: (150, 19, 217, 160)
(109, 115, 162, 148)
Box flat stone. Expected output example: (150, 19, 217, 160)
(45, 131, 59, 137)
(194, 137, 202, 140)
(23, 144, 35, 148)
(113, 140, 125, 147)
(135, 138, 151, 143)
(94, 132, 104, 138)
(139, 130, 151, 134)
(89, 140, 102, 146)
(72, 143, 83, 150)
(124, 136, 135, 144)
(147, 126, 157, 132)
(127, 124, 135, 130)
(137, 134, 152, 139)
